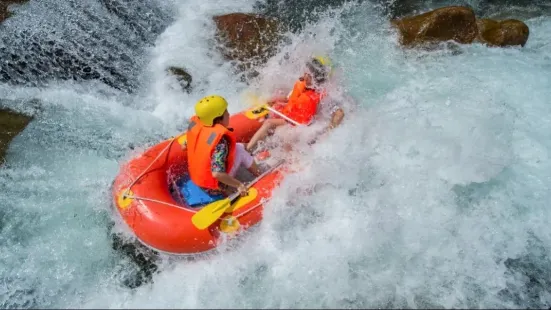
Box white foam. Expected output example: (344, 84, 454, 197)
(2, 0, 551, 308)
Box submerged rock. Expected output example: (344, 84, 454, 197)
(0, 108, 32, 165)
(167, 66, 193, 93)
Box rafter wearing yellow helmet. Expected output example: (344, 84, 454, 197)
(307, 55, 333, 84)
(244, 54, 345, 156)
(194, 95, 228, 127)
(183, 94, 263, 207)
(313, 55, 332, 69)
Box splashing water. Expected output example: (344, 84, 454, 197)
(1, 0, 551, 308)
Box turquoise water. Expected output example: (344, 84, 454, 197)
(1, 0, 550, 308)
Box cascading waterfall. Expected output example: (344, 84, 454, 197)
(1, 0, 550, 308)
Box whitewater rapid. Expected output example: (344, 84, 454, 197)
(1, 0, 551, 308)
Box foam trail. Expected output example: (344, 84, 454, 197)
(80, 2, 551, 309)
(142, 0, 257, 130)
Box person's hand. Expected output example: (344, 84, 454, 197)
(237, 183, 248, 197)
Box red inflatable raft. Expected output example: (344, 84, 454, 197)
(111, 104, 287, 255)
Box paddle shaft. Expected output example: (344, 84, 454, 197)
(226, 159, 285, 202)
(191, 156, 285, 230)
(263, 105, 309, 127)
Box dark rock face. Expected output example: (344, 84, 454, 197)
(213, 13, 285, 80)
(0, 0, 28, 23)
(0, 0, 174, 93)
(391, 6, 478, 47)
(0, 108, 32, 165)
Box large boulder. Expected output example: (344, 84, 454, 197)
(0, 108, 32, 165)
(391, 6, 479, 47)
(476, 18, 529, 47)
(213, 13, 284, 78)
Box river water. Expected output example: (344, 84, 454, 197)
(1, 0, 550, 308)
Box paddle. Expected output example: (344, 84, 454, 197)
(191, 159, 285, 230)
(264, 105, 308, 127)
(246, 93, 308, 127)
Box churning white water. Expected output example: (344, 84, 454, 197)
(1, 0, 550, 308)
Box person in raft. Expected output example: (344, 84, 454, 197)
(245, 56, 345, 154)
(186, 95, 263, 199)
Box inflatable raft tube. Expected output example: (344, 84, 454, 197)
(111, 105, 286, 255)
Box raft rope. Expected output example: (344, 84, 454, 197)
(118, 132, 284, 214)
(124, 194, 189, 211)
(123, 137, 176, 196)
(119, 137, 192, 211)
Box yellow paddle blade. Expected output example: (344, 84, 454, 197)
(190, 159, 286, 230)
(191, 198, 232, 230)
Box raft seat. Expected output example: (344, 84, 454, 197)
(173, 174, 225, 208)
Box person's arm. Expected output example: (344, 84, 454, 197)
(212, 171, 243, 189)
(328, 107, 344, 130)
(307, 105, 345, 146)
(325, 90, 359, 131)
(210, 139, 247, 195)
(212, 172, 247, 196)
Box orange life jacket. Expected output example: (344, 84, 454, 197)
(281, 80, 326, 125)
(186, 115, 236, 190)
(288, 79, 307, 101)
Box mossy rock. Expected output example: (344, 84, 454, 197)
(0, 108, 32, 164)
(0, 0, 28, 23)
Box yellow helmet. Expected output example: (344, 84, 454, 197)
(313, 55, 332, 69)
(307, 55, 333, 83)
(194, 95, 228, 126)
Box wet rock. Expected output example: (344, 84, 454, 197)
(213, 13, 284, 79)
(0, 108, 32, 165)
(476, 18, 529, 47)
(391, 6, 479, 47)
(0, 0, 28, 23)
(110, 231, 159, 289)
(167, 66, 193, 93)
